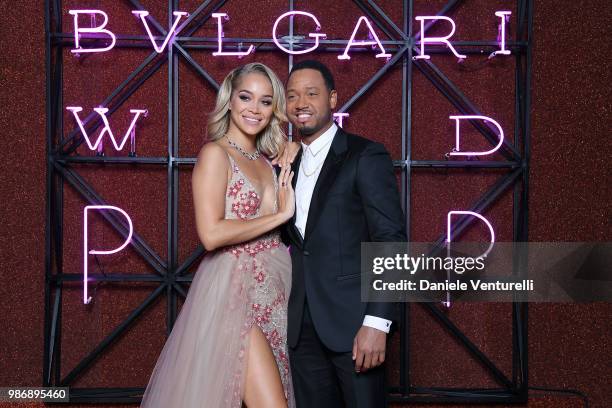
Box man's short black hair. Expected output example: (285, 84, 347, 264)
(289, 60, 335, 91)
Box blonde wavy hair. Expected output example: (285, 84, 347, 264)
(207, 63, 287, 158)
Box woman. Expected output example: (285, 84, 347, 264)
(141, 63, 296, 408)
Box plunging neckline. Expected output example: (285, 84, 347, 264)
(227, 153, 277, 214)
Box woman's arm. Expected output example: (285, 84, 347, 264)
(192, 143, 294, 251)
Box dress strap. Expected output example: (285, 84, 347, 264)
(271, 160, 278, 213)
(222, 147, 240, 174)
(262, 157, 279, 214)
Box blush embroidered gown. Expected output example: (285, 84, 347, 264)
(140, 154, 295, 408)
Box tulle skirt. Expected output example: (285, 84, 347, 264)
(140, 232, 295, 407)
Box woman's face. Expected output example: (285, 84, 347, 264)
(228, 72, 274, 138)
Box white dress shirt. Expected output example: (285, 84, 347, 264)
(294, 123, 392, 334)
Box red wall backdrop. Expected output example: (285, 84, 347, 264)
(1, 1, 609, 407)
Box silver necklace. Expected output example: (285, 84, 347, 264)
(226, 135, 260, 160)
(300, 139, 332, 177)
(300, 157, 324, 177)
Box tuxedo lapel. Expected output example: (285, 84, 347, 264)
(287, 148, 304, 248)
(291, 147, 302, 193)
(303, 129, 348, 241)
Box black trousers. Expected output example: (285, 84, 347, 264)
(289, 303, 386, 408)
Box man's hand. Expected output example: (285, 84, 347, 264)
(352, 326, 386, 373)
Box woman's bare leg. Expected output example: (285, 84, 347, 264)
(243, 326, 287, 408)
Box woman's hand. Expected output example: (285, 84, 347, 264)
(277, 165, 295, 222)
(272, 140, 301, 168)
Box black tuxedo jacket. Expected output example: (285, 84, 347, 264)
(282, 127, 407, 352)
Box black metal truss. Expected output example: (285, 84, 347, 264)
(44, 0, 532, 403)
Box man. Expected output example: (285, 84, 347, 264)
(283, 60, 406, 407)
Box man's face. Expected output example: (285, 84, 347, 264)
(286, 68, 337, 140)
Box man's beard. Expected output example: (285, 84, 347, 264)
(295, 113, 331, 137)
(298, 124, 318, 136)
